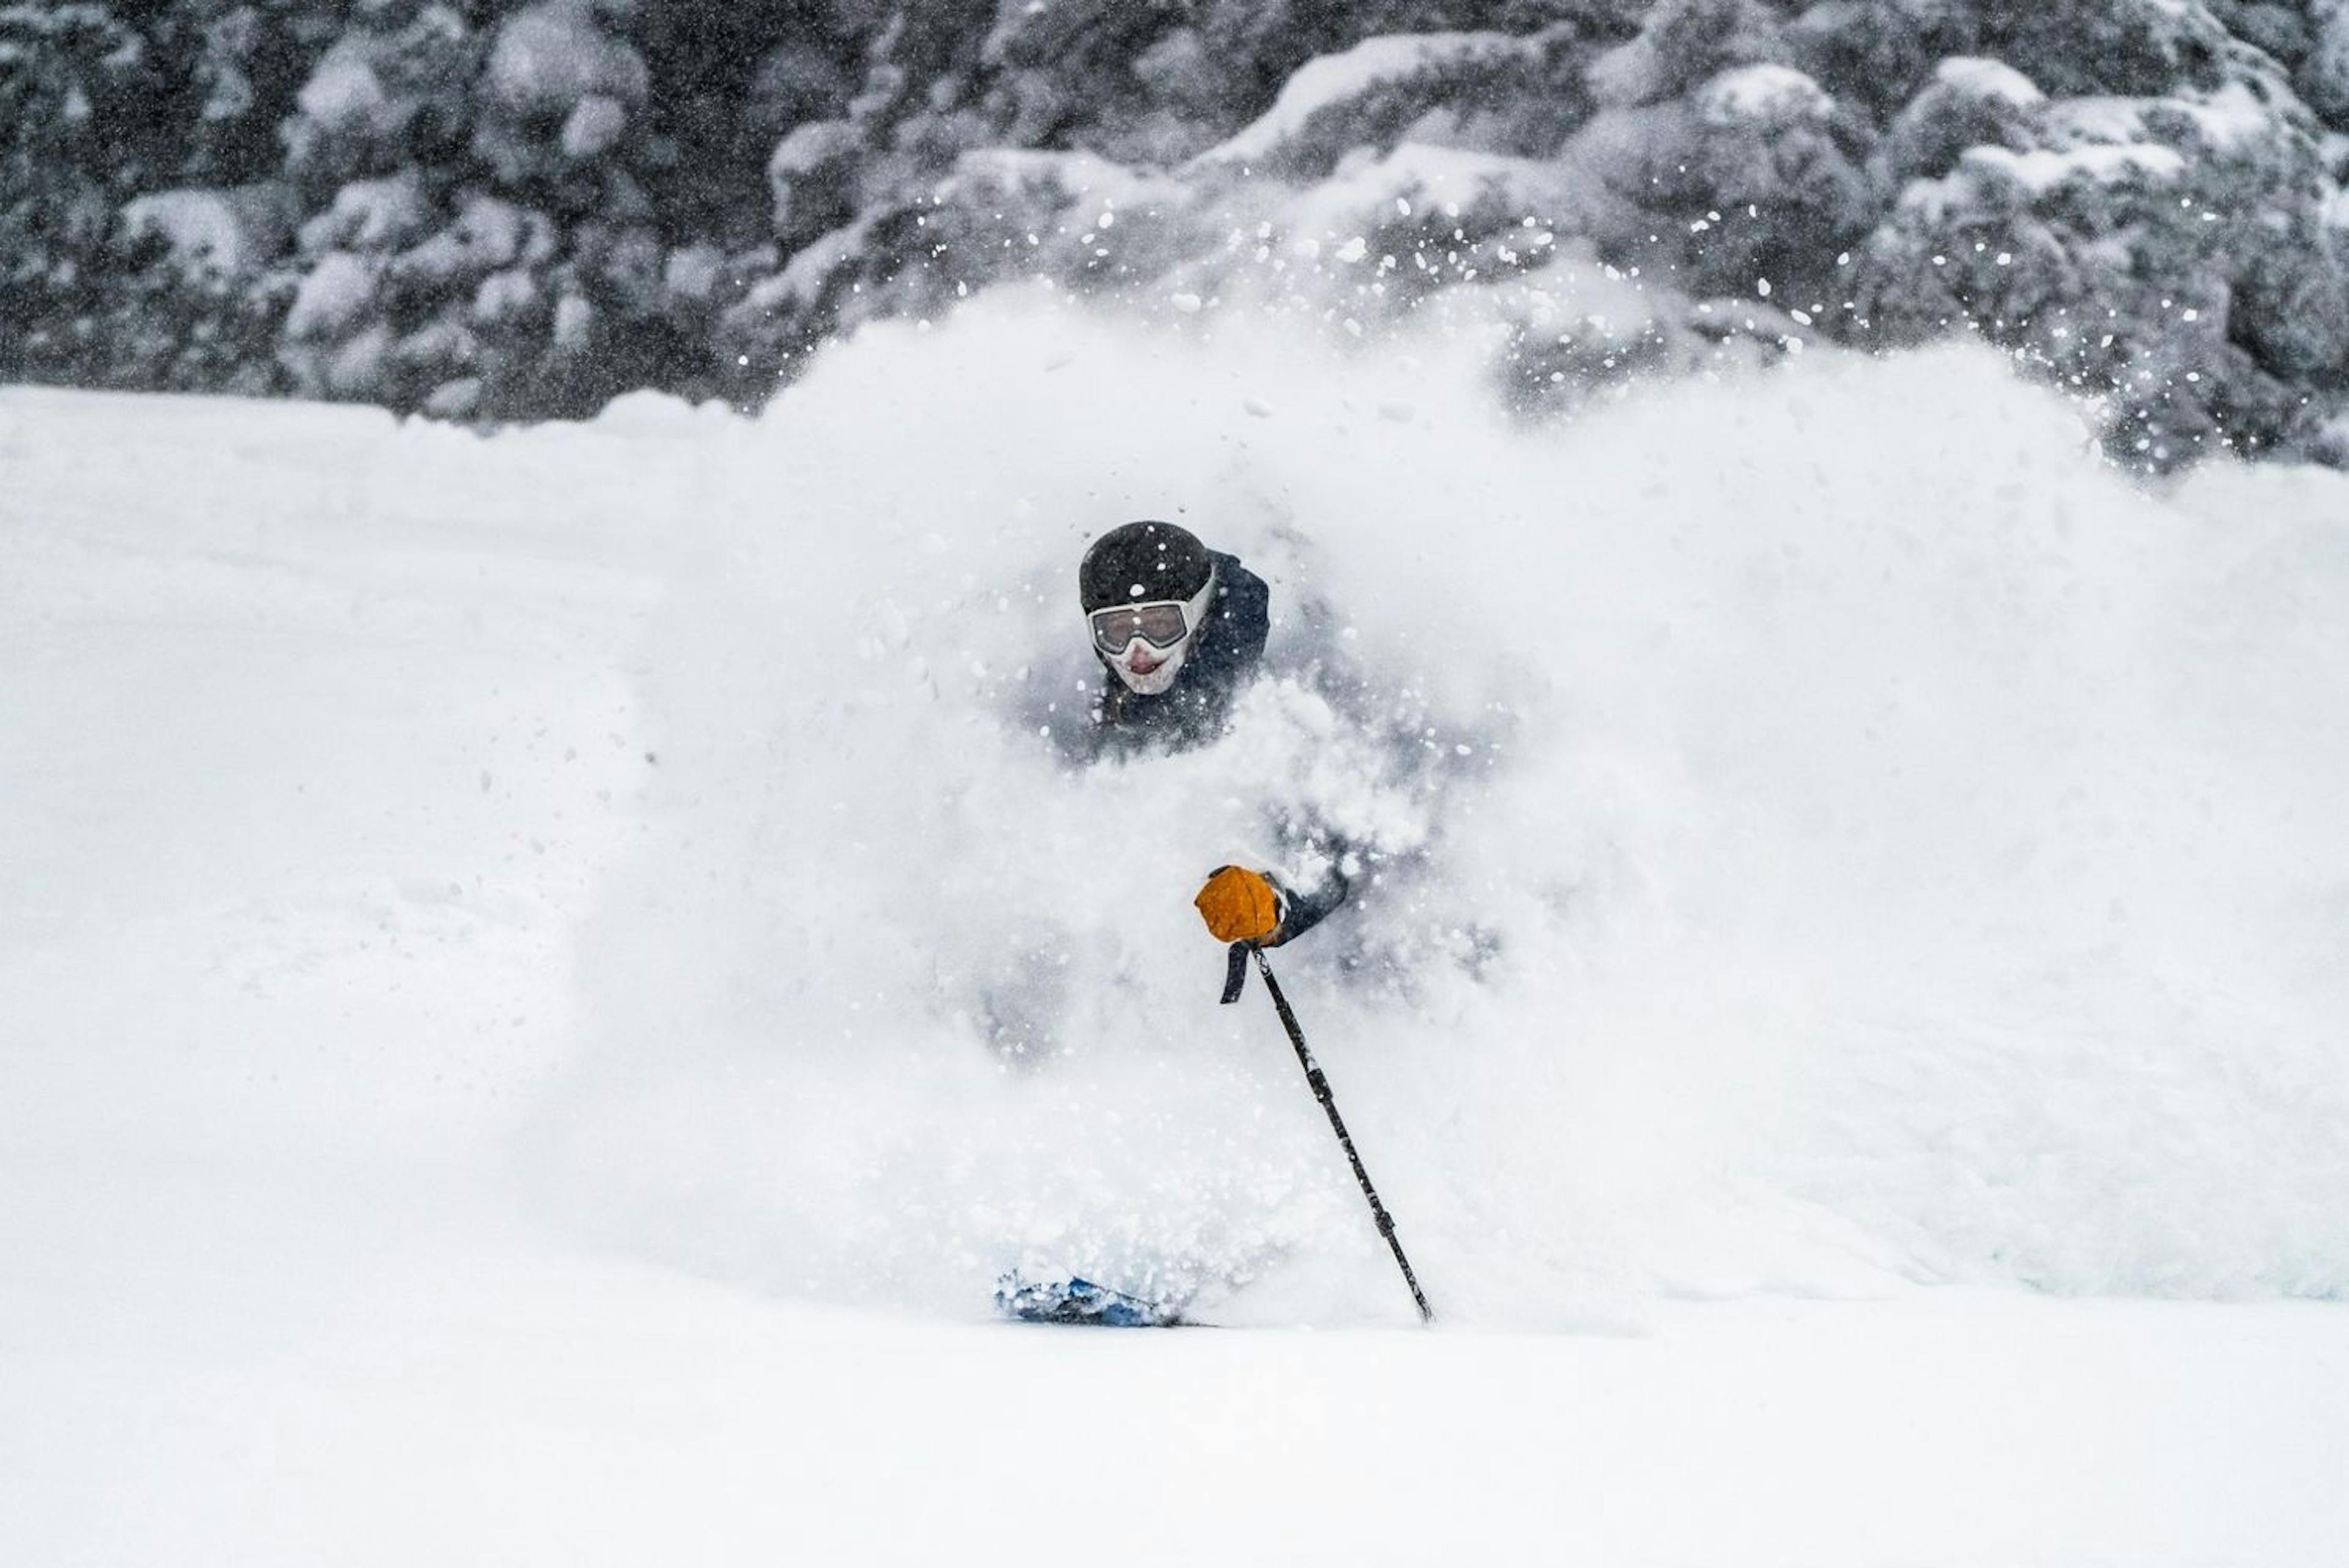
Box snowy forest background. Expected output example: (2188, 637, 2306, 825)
(10, 0, 2349, 469)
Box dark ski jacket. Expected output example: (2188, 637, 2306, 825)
(1091, 549, 1349, 946)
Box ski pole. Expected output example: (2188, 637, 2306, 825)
(1250, 948, 1434, 1325)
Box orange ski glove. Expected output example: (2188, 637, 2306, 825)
(1195, 866, 1283, 945)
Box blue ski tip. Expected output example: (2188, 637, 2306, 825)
(995, 1270, 1183, 1328)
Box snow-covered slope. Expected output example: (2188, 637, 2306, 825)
(2, 305, 2347, 1564)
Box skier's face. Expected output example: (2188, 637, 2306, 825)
(1108, 632, 1188, 694)
(1089, 567, 1216, 696)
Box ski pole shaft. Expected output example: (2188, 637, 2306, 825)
(1252, 949, 1434, 1325)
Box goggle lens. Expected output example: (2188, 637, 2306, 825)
(1091, 602, 1190, 655)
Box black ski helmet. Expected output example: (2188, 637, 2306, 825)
(1079, 521, 1213, 612)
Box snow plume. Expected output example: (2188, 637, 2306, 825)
(532, 298, 2349, 1325)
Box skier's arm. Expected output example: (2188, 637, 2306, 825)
(1266, 862, 1349, 946)
(1195, 860, 1356, 1006)
(1193, 863, 1351, 948)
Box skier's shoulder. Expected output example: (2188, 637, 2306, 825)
(1209, 551, 1269, 616)
(1204, 551, 1269, 656)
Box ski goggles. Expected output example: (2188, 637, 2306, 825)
(1089, 600, 1193, 655)
(1088, 568, 1218, 657)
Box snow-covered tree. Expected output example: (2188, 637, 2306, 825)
(16, 0, 2349, 466)
(0, 2, 294, 391)
(1853, 28, 2348, 464)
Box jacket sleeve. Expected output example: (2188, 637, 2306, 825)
(1270, 858, 1352, 946)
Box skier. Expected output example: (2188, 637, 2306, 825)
(1000, 524, 1419, 1326)
(1075, 519, 1348, 954)
(1000, 523, 1419, 1327)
